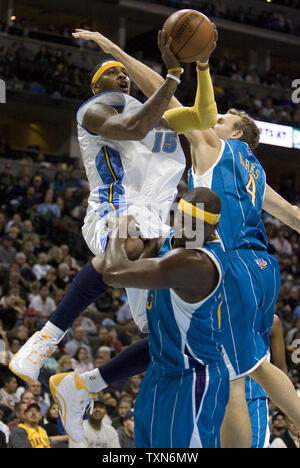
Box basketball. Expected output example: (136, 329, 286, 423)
(162, 9, 215, 63)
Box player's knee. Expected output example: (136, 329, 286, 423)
(125, 237, 144, 261)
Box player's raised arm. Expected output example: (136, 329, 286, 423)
(79, 33, 182, 140)
(263, 184, 300, 234)
(72, 29, 177, 107)
(163, 25, 218, 134)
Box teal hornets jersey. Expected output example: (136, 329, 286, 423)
(188, 139, 268, 251)
(146, 233, 227, 370)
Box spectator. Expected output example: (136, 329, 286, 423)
(9, 401, 50, 448)
(20, 390, 34, 404)
(55, 262, 72, 290)
(0, 235, 17, 270)
(71, 346, 93, 373)
(0, 375, 19, 411)
(270, 417, 300, 448)
(95, 346, 112, 365)
(111, 396, 133, 430)
(42, 401, 68, 448)
(123, 375, 143, 401)
(29, 285, 56, 324)
(71, 397, 120, 448)
(32, 252, 51, 281)
(117, 409, 135, 448)
(26, 382, 49, 416)
(56, 354, 74, 374)
(270, 228, 293, 256)
(7, 401, 26, 432)
(64, 325, 92, 358)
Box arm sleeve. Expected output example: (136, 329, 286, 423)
(164, 65, 217, 134)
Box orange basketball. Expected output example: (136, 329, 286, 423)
(163, 9, 215, 63)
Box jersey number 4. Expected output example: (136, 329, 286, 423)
(152, 132, 177, 153)
(246, 174, 256, 206)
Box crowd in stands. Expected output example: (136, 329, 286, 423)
(0, 36, 299, 128)
(147, 0, 300, 36)
(0, 138, 299, 447)
(0, 150, 149, 447)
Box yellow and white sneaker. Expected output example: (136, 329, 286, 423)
(49, 372, 97, 443)
(9, 331, 58, 384)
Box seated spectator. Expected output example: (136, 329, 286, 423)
(20, 390, 34, 405)
(32, 252, 51, 281)
(64, 325, 92, 358)
(7, 401, 26, 432)
(9, 401, 50, 448)
(108, 327, 123, 354)
(70, 397, 120, 448)
(111, 396, 134, 430)
(117, 409, 135, 448)
(0, 235, 17, 270)
(26, 382, 49, 417)
(271, 228, 293, 255)
(14, 252, 36, 284)
(0, 374, 19, 411)
(118, 319, 139, 347)
(90, 325, 112, 356)
(95, 346, 112, 365)
(71, 346, 93, 373)
(56, 354, 74, 374)
(122, 375, 143, 402)
(55, 262, 72, 290)
(29, 285, 56, 324)
(42, 401, 68, 448)
(43, 267, 58, 295)
(270, 417, 300, 448)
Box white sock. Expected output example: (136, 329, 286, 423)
(80, 369, 108, 393)
(41, 322, 65, 343)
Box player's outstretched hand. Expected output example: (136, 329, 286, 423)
(72, 29, 114, 54)
(198, 23, 218, 64)
(158, 30, 181, 72)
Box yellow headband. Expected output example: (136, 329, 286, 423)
(91, 61, 127, 84)
(178, 199, 220, 225)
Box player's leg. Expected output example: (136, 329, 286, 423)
(249, 360, 300, 429)
(9, 213, 144, 384)
(9, 257, 107, 383)
(247, 397, 270, 448)
(49, 338, 150, 442)
(220, 377, 252, 448)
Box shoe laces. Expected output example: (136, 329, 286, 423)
(32, 332, 57, 355)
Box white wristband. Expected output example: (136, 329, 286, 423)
(166, 73, 181, 85)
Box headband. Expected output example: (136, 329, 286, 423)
(178, 199, 220, 225)
(91, 61, 127, 84)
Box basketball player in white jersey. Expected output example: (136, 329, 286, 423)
(9, 32, 200, 381)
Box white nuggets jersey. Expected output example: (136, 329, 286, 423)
(76, 90, 186, 250)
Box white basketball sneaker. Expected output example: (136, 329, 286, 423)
(9, 331, 58, 384)
(49, 372, 97, 443)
